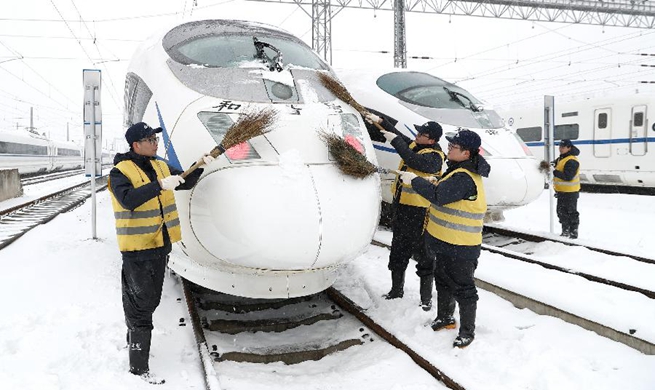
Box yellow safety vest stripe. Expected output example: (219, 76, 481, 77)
(425, 168, 486, 246)
(109, 159, 182, 251)
(391, 142, 444, 208)
(553, 155, 580, 192)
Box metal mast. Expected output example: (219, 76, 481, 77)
(394, 0, 407, 68)
(251, 0, 655, 67)
(312, 0, 333, 64)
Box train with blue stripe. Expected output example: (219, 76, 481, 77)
(336, 69, 545, 221)
(504, 95, 655, 189)
(124, 19, 380, 299)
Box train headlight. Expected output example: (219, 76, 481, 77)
(340, 113, 365, 154)
(197, 111, 261, 161)
(271, 82, 293, 100)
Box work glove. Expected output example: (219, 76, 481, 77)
(380, 130, 398, 143)
(160, 175, 185, 191)
(364, 113, 381, 124)
(201, 154, 215, 166)
(399, 171, 417, 184)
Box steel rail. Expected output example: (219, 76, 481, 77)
(327, 287, 467, 390)
(484, 225, 655, 265)
(370, 238, 655, 355)
(0, 176, 107, 250)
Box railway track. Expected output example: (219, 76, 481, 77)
(482, 227, 655, 299)
(372, 229, 655, 355)
(181, 278, 467, 390)
(0, 176, 108, 250)
(20, 169, 85, 186)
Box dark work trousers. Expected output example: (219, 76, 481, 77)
(389, 204, 434, 277)
(556, 192, 580, 230)
(121, 254, 167, 332)
(432, 253, 479, 338)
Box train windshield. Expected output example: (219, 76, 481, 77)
(169, 34, 328, 70)
(377, 72, 504, 129)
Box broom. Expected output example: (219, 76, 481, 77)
(318, 72, 387, 133)
(181, 108, 277, 178)
(538, 160, 551, 173)
(318, 131, 399, 179)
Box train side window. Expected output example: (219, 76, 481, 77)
(0, 141, 47, 155)
(124, 72, 153, 127)
(633, 112, 644, 127)
(554, 124, 579, 140)
(598, 113, 608, 129)
(516, 127, 542, 142)
(58, 148, 81, 156)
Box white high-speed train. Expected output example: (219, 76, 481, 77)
(336, 69, 545, 220)
(0, 130, 83, 175)
(124, 19, 380, 299)
(503, 94, 655, 189)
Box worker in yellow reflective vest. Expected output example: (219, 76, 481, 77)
(399, 129, 490, 349)
(551, 139, 581, 239)
(108, 122, 213, 385)
(365, 112, 444, 311)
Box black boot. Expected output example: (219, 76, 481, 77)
(560, 224, 570, 237)
(456, 301, 477, 348)
(431, 316, 456, 331)
(129, 330, 165, 384)
(383, 270, 405, 299)
(431, 289, 456, 330)
(419, 276, 433, 311)
(128, 330, 152, 376)
(569, 226, 578, 239)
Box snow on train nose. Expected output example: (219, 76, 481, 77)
(187, 159, 380, 270)
(485, 157, 544, 208)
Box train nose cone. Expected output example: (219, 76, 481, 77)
(187, 162, 379, 270)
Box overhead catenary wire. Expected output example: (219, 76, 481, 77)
(62, 0, 123, 112)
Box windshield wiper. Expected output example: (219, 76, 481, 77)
(443, 86, 482, 112)
(253, 37, 284, 72)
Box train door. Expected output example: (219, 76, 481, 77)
(47, 144, 54, 172)
(593, 108, 611, 157)
(630, 105, 647, 156)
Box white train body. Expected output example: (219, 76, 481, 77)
(503, 94, 655, 188)
(336, 69, 544, 216)
(0, 131, 83, 175)
(124, 20, 380, 299)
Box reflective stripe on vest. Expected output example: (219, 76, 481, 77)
(553, 155, 580, 193)
(391, 142, 444, 208)
(425, 168, 487, 246)
(109, 159, 182, 251)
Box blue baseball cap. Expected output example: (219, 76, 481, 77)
(125, 122, 162, 145)
(445, 129, 481, 152)
(413, 121, 443, 140)
(559, 139, 573, 147)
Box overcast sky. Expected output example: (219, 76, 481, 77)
(1, 0, 654, 146)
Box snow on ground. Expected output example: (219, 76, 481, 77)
(0, 187, 654, 389)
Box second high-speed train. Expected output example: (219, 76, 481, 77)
(503, 93, 655, 190)
(124, 19, 380, 299)
(336, 69, 545, 220)
(0, 130, 83, 175)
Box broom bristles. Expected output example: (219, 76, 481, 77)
(318, 72, 368, 115)
(538, 160, 551, 173)
(218, 107, 277, 154)
(318, 131, 378, 179)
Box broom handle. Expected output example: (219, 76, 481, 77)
(180, 145, 225, 179)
